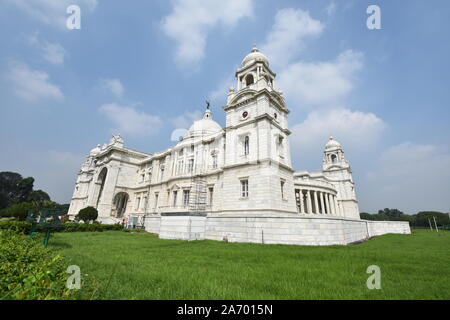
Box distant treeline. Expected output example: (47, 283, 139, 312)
(360, 208, 450, 228)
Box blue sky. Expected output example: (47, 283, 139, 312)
(0, 0, 449, 214)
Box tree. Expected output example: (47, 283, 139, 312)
(76, 207, 98, 223)
(17, 177, 34, 203)
(360, 212, 375, 220)
(0, 192, 9, 210)
(0, 202, 34, 221)
(377, 208, 405, 219)
(0, 172, 23, 205)
(27, 190, 51, 202)
(414, 211, 450, 228)
(0, 172, 35, 206)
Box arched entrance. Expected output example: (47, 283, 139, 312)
(95, 167, 108, 208)
(113, 192, 129, 218)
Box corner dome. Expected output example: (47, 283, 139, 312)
(325, 136, 341, 150)
(186, 109, 222, 137)
(241, 46, 269, 68)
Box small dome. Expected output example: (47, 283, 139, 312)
(241, 46, 269, 67)
(186, 109, 222, 137)
(325, 136, 341, 150)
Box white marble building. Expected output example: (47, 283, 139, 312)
(68, 47, 410, 245)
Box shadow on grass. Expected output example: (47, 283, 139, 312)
(48, 241, 72, 249)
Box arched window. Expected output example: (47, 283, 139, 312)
(245, 74, 254, 86)
(331, 154, 337, 163)
(244, 136, 249, 155)
(113, 192, 129, 218)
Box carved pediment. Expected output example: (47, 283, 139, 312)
(229, 89, 257, 106)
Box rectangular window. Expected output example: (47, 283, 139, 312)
(183, 190, 190, 207)
(241, 180, 249, 198)
(209, 187, 214, 205)
(187, 158, 194, 173)
(173, 191, 178, 206)
(135, 197, 141, 210)
(212, 155, 218, 169)
(177, 160, 184, 175)
(143, 196, 147, 210)
(280, 180, 285, 199)
(244, 136, 249, 156)
(160, 164, 165, 180)
(154, 193, 159, 209)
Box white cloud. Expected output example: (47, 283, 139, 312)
(7, 61, 64, 102)
(261, 8, 324, 67)
(27, 32, 66, 65)
(363, 143, 450, 213)
(278, 50, 363, 108)
(4, 0, 97, 28)
(162, 0, 253, 65)
(290, 108, 386, 169)
(99, 103, 162, 136)
(98, 78, 124, 98)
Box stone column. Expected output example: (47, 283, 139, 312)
(298, 189, 304, 214)
(333, 196, 338, 216)
(329, 194, 336, 215)
(319, 192, 325, 214)
(313, 191, 319, 214)
(324, 193, 330, 215)
(306, 190, 312, 214)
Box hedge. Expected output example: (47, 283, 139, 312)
(0, 220, 123, 234)
(0, 229, 75, 299)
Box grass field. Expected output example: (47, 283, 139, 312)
(49, 229, 450, 300)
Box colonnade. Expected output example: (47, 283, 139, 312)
(295, 189, 340, 216)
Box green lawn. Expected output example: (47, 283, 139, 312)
(49, 229, 450, 300)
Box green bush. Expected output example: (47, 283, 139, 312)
(0, 220, 32, 234)
(62, 222, 123, 233)
(0, 220, 123, 234)
(0, 202, 34, 221)
(76, 207, 98, 223)
(0, 230, 74, 300)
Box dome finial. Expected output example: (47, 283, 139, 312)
(251, 44, 258, 52)
(325, 136, 341, 150)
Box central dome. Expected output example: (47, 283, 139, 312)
(241, 46, 269, 68)
(186, 109, 222, 137)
